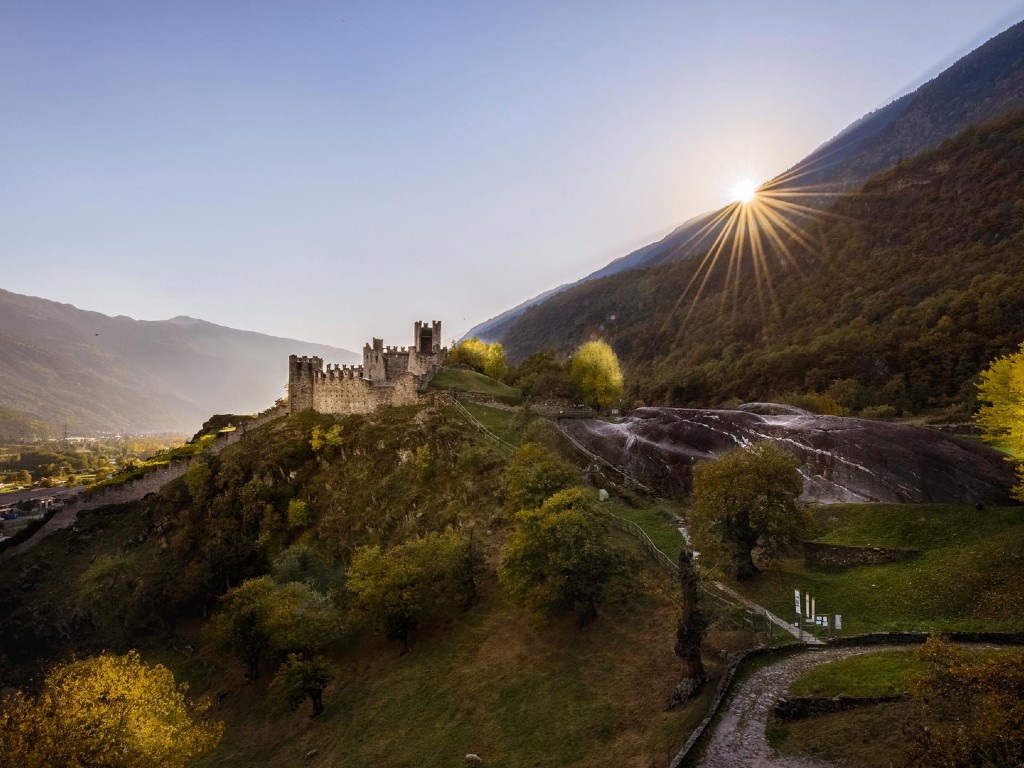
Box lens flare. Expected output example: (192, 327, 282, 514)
(733, 179, 757, 204)
(659, 156, 853, 336)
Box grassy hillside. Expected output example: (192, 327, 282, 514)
(500, 109, 1024, 416)
(729, 503, 1024, 635)
(0, 405, 729, 766)
(188, 588, 697, 768)
(430, 367, 523, 402)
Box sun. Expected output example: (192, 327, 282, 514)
(733, 179, 758, 204)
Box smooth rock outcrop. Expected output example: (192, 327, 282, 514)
(561, 406, 1016, 505)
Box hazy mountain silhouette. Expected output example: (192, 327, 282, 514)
(0, 288, 358, 434)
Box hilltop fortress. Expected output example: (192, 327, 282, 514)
(287, 321, 447, 415)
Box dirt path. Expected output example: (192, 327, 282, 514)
(691, 646, 897, 768)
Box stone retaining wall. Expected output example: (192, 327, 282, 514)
(803, 541, 918, 567)
(773, 693, 910, 720)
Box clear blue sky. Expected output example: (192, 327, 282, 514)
(2, 1, 1023, 351)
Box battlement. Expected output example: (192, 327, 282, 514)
(289, 320, 447, 416)
(319, 364, 365, 381)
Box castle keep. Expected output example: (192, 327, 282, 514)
(287, 321, 447, 415)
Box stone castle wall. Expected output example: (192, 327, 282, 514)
(288, 320, 446, 417)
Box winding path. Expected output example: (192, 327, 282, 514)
(690, 646, 898, 768)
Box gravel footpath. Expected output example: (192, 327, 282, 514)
(693, 645, 898, 768)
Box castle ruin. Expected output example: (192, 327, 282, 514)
(287, 320, 447, 416)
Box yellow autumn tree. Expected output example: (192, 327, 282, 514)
(569, 340, 624, 410)
(448, 337, 506, 380)
(975, 341, 1024, 501)
(0, 650, 222, 768)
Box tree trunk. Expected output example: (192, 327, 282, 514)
(733, 548, 760, 581)
(310, 689, 324, 717)
(398, 630, 411, 656)
(578, 595, 598, 627)
(675, 549, 706, 682)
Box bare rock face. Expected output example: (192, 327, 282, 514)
(561, 406, 1017, 505)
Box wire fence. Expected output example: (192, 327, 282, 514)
(448, 396, 516, 454)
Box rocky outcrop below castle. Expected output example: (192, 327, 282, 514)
(560, 406, 1017, 505)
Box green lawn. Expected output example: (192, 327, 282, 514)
(604, 500, 686, 562)
(788, 650, 915, 697)
(430, 367, 522, 402)
(460, 402, 520, 447)
(728, 503, 1024, 635)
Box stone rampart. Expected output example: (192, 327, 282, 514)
(0, 407, 286, 560)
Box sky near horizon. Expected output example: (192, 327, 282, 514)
(3, 1, 1024, 352)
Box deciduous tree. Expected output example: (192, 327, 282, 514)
(502, 442, 579, 512)
(689, 443, 805, 580)
(448, 337, 506, 380)
(269, 654, 337, 718)
(908, 636, 1024, 767)
(209, 575, 277, 679)
(976, 341, 1024, 500)
(346, 530, 479, 655)
(499, 487, 632, 625)
(0, 650, 222, 768)
(569, 340, 623, 410)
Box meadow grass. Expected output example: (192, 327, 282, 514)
(430, 368, 522, 402)
(728, 503, 1024, 635)
(460, 402, 520, 447)
(604, 500, 687, 562)
(190, 584, 699, 768)
(788, 649, 916, 697)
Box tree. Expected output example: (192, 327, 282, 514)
(498, 487, 632, 625)
(78, 553, 140, 649)
(261, 581, 344, 657)
(0, 650, 222, 768)
(209, 575, 277, 679)
(569, 340, 623, 410)
(273, 542, 342, 593)
(269, 654, 337, 718)
(908, 636, 1024, 767)
(502, 442, 579, 512)
(448, 337, 507, 380)
(507, 349, 574, 399)
(347, 530, 479, 655)
(674, 549, 706, 683)
(975, 341, 1024, 501)
(689, 442, 805, 580)
(210, 577, 343, 679)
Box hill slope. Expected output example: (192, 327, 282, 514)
(0, 289, 358, 434)
(468, 19, 1024, 344)
(500, 108, 1024, 414)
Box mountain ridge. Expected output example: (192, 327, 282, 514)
(0, 288, 359, 434)
(467, 18, 1024, 344)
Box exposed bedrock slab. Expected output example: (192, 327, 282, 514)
(561, 406, 1017, 505)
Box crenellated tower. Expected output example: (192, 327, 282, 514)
(287, 354, 323, 413)
(413, 320, 442, 354)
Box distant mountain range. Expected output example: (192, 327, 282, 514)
(0, 289, 358, 435)
(467, 18, 1024, 344)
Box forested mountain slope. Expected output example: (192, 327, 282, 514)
(501, 109, 1024, 415)
(468, 19, 1024, 344)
